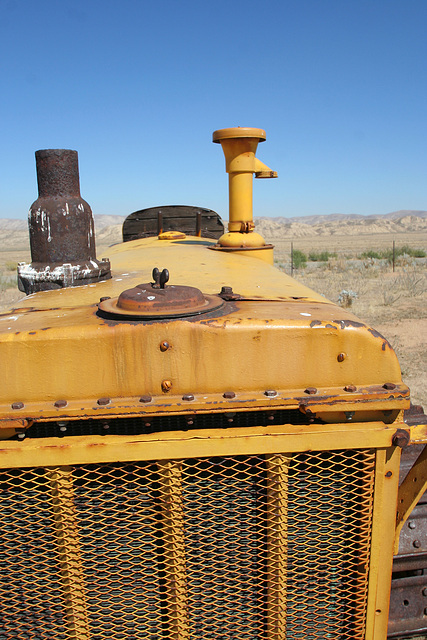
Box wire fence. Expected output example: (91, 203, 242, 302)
(270, 238, 427, 275)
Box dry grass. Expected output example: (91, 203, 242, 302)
(273, 233, 427, 409)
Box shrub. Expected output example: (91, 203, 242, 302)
(308, 250, 336, 262)
(361, 250, 382, 260)
(338, 289, 358, 308)
(292, 249, 307, 269)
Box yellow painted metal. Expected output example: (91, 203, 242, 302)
(157, 460, 189, 639)
(212, 127, 277, 251)
(395, 443, 427, 551)
(0, 237, 406, 420)
(0, 421, 409, 469)
(365, 446, 401, 640)
(49, 466, 91, 639)
(266, 454, 290, 639)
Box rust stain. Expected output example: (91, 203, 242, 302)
(333, 319, 365, 329)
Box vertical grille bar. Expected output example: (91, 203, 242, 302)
(48, 466, 90, 638)
(157, 460, 189, 639)
(266, 454, 290, 639)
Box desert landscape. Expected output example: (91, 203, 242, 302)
(1, 210, 426, 408)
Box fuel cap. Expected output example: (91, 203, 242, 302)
(98, 268, 224, 319)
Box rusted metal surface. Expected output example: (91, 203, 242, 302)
(98, 268, 224, 319)
(389, 412, 427, 639)
(388, 572, 427, 638)
(122, 205, 224, 241)
(404, 404, 427, 426)
(18, 149, 110, 294)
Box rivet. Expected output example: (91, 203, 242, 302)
(97, 397, 110, 406)
(99, 296, 111, 302)
(145, 422, 151, 427)
(160, 341, 170, 352)
(424, 607, 427, 615)
(422, 587, 427, 596)
(337, 353, 346, 362)
(223, 391, 236, 399)
(268, 413, 275, 421)
(385, 471, 392, 478)
(186, 417, 194, 425)
(182, 394, 194, 401)
(12, 402, 24, 410)
(413, 539, 421, 548)
(383, 382, 396, 390)
(408, 521, 416, 530)
(344, 385, 356, 393)
(161, 380, 172, 393)
(227, 412, 236, 423)
(102, 422, 109, 430)
(59, 425, 67, 432)
(304, 387, 317, 395)
(264, 390, 277, 397)
(139, 395, 152, 403)
(17, 433, 26, 440)
(54, 399, 67, 408)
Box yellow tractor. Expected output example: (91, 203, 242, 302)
(1, 127, 426, 639)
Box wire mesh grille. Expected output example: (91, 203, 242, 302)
(0, 449, 375, 639)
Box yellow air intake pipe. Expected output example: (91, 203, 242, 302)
(212, 127, 277, 263)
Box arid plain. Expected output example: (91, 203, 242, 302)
(1, 211, 426, 408)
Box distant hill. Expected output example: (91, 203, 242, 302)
(0, 211, 425, 251)
(254, 210, 427, 226)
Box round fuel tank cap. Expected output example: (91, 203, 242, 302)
(98, 268, 224, 319)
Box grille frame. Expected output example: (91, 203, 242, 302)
(0, 421, 402, 640)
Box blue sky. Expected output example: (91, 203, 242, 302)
(0, 0, 426, 220)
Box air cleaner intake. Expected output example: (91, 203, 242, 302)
(18, 148, 111, 294)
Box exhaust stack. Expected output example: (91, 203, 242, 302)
(18, 149, 111, 294)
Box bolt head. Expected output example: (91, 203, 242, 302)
(161, 380, 172, 393)
(160, 341, 170, 352)
(221, 286, 233, 295)
(54, 399, 67, 408)
(182, 394, 194, 401)
(139, 395, 152, 404)
(337, 353, 346, 362)
(97, 397, 110, 406)
(392, 429, 410, 448)
(344, 385, 356, 393)
(264, 390, 277, 398)
(413, 539, 421, 548)
(408, 521, 416, 530)
(12, 402, 24, 410)
(304, 387, 317, 395)
(383, 382, 396, 390)
(223, 391, 236, 399)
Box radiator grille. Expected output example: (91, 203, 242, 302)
(0, 449, 375, 639)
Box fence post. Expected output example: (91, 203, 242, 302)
(291, 241, 294, 277)
(392, 240, 395, 273)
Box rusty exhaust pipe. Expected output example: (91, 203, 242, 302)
(18, 149, 111, 294)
